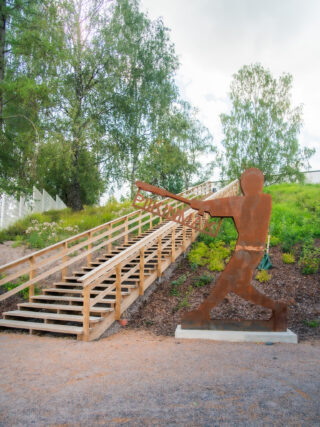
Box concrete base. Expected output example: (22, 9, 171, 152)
(175, 325, 298, 344)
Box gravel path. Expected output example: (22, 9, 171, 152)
(0, 330, 319, 426)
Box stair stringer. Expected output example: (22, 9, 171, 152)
(86, 236, 191, 341)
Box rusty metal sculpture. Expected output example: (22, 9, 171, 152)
(134, 168, 287, 332)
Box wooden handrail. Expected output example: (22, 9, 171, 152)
(0, 180, 221, 302)
(88, 222, 185, 309)
(78, 180, 238, 287)
(0, 180, 211, 273)
(80, 179, 238, 288)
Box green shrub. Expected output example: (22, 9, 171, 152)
(188, 240, 231, 272)
(282, 253, 295, 264)
(2, 274, 40, 300)
(0, 197, 135, 247)
(190, 262, 198, 272)
(255, 269, 272, 283)
(170, 274, 189, 296)
(270, 235, 280, 247)
(193, 274, 213, 288)
(188, 242, 208, 266)
(176, 286, 193, 310)
(298, 245, 320, 274)
(198, 218, 238, 246)
(303, 320, 319, 328)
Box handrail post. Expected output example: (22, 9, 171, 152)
(29, 256, 35, 301)
(83, 285, 90, 341)
(139, 247, 145, 295)
(191, 213, 196, 242)
(62, 242, 68, 280)
(149, 213, 153, 230)
(171, 226, 176, 262)
(182, 226, 186, 252)
(115, 263, 122, 320)
(108, 224, 112, 254)
(138, 211, 142, 235)
(157, 236, 162, 278)
(124, 216, 128, 245)
(87, 231, 93, 266)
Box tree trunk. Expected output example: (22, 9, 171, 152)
(130, 154, 138, 199)
(0, 0, 6, 129)
(68, 143, 83, 211)
(68, 179, 83, 211)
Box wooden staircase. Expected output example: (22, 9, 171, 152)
(0, 180, 239, 341)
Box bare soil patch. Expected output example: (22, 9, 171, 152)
(128, 246, 320, 341)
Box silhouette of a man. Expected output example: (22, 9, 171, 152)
(184, 167, 287, 331)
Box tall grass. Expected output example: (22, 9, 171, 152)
(265, 183, 320, 251)
(0, 197, 134, 247)
(198, 183, 320, 252)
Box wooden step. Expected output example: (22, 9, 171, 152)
(3, 310, 101, 323)
(103, 278, 138, 284)
(108, 290, 130, 296)
(72, 271, 86, 276)
(0, 319, 83, 335)
(31, 295, 115, 304)
(18, 302, 113, 314)
(43, 288, 130, 296)
(43, 288, 84, 295)
(54, 282, 83, 288)
(65, 276, 81, 283)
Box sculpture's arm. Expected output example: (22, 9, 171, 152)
(190, 197, 241, 218)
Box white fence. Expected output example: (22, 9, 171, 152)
(0, 187, 67, 230)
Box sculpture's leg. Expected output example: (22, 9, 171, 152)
(234, 283, 287, 331)
(181, 266, 233, 328)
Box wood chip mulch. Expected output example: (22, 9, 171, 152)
(128, 246, 320, 341)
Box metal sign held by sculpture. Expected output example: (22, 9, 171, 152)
(134, 168, 287, 332)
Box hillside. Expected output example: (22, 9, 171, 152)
(128, 183, 320, 341)
(0, 198, 134, 249)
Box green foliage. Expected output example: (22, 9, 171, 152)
(188, 242, 208, 266)
(255, 270, 272, 283)
(188, 240, 231, 272)
(170, 274, 189, 296)
(137, 104, 214, 194)
(269, 235, 280, 247)
(0, 198, 134, 247)
(190, 263, 198, 272)
(176, 286, 193, 310)
(219, 63, 314, 184)
(303, 320, 319, 328)
(264, 183, 320, 251)
(2, 274, 40, 300)
(282, 253, 295, 264)
(298, 244, 320, 274)
(198, 218, 238, 246)
(1, 0, 214, 209)
(193, 274, 213, 288)
(23, 220, 79, 249)
(0, 0, 62, 195)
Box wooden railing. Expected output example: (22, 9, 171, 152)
(0, 181, 213, 303)
(80, 179, 240, 340)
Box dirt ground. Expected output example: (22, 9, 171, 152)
(128, 246, 320, 341)
(0, 330, 320, 426)
(0, 243, 320, 425)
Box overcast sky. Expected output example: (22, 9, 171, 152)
(140, 0, 320, 178)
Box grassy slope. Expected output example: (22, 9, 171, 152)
(0, 198, 135, 248)
(199, 183, 320, 252)
(264, 183, 320, 251)
(1, 183, 319, 252)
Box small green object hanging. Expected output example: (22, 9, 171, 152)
(258, 253, 272, 270)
